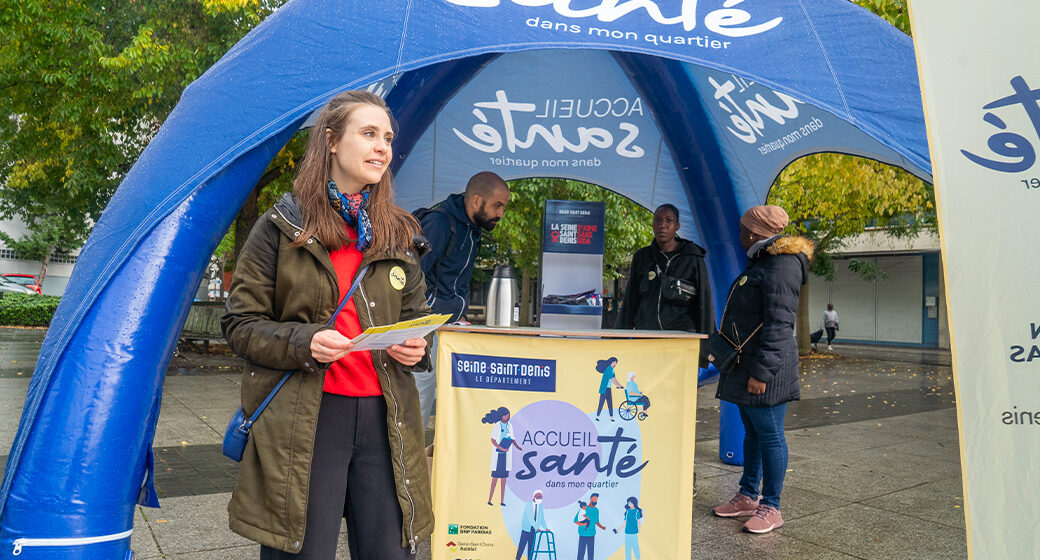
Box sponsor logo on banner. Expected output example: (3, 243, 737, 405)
(960, 75, 1040, 187)
(443, 0, 784, 46)
(451, 352, 556, 392)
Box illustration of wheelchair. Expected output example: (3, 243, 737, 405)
(618, 391, 648, 421)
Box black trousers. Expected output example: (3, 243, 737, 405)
(826, 327, 837, 344)
(260, 394, 409, 560)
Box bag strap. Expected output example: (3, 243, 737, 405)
(719, 322, 763, 352)
(242, 264, 370, 430)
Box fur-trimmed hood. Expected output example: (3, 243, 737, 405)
(767, 236, 815, 259)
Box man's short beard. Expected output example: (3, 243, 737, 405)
(475, 207, 499, 231)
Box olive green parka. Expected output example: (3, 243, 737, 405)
(221, 193, 434, 554)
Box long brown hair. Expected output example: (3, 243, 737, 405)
(289, 90, 419, 256)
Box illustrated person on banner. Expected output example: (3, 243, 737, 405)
(710, 205, 812, 535)
(625, 371, 651, 416)
(613, 497, 645, 560)
(594, 357, 624, 421)
(574, 493, 607, 560)
(575, 501, 591, 529)
(413, 171, 511, 432)
(483, 406, 522, 506)
(823, 303, 839, 351)
(616, 204, 715, 343)
(221, 90, 433, 559)
(515, 490, 550, 560)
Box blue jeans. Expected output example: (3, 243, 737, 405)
(737, 402, 788, 509)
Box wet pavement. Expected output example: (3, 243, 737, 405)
(0, 328, 965, 559)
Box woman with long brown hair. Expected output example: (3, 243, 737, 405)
(222, 90, 434, 559)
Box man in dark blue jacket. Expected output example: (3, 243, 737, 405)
(414, 171, 510, 429)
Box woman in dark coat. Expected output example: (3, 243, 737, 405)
(709, 205, 813, 535)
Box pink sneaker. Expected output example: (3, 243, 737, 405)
(742, 505, 784, 533)
(712, 493, 760, 518)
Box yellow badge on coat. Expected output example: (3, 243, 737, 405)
(389, 266, 406, 290)
(738, 275, 748, 286)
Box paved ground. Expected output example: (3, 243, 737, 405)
(0, 328, 966, 559)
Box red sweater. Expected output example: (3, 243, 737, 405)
(323, 229, 381, 397)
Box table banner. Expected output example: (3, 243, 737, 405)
(432, 331, 699, 560)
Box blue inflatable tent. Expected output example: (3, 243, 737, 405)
(0, 1, 930, 557)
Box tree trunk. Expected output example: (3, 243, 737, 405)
(37, 246, 52, 292)
(797, 282, 812, 355)
(234, 186, 260, 263)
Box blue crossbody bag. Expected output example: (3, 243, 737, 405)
(222, 265, 369, 461)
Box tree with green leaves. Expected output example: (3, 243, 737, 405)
(476, 177, 651, 324)
(768, 153, 935, 352)
(759, 0, 930, 353)
(0, 0, 289, 286)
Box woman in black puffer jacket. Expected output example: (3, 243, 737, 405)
(710, 205, 813, 535)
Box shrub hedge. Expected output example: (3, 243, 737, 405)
(0, 293, 61, 326)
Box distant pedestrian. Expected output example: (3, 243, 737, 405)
(823, 303, 839, 350)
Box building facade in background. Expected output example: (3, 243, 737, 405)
(0, 219, 80, 296)
(807, 231, 948, 349)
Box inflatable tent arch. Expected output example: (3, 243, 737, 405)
(0, 1, 931, 557)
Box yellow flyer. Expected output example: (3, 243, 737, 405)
(348, 313, 451, 351)
(432, 331, 698, 560)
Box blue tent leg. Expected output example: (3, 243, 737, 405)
(718, 401, 745, 466)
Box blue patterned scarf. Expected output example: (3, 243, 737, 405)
(326, 179, 372, 252)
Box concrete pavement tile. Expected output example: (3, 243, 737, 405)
(143, 492, 251, 555)
(783, 503, 967, 560)
(862, 476, 966, 530)
(872, 438, 961, 464)
(162, 544, 258, 559)
(782, 456, 925, 502)
(691, 532, 859, 560)
(784, 442, 963, 503)
(152, 416, 223, 447)
(693, 461, 734, 480)
(0, 378, 29, 451)
(785, 421, 920, 459)
(837, 444, 962, 484)
(131, 506, 163, 559)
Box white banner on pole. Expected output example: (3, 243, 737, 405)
(909, 1, 1040, 558)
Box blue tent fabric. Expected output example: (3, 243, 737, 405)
(0, 1, 931, 556)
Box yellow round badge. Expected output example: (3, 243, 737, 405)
(389, 266, 406, 290)
(648, 271, 657, 281)
(738, 275, 748, 286)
